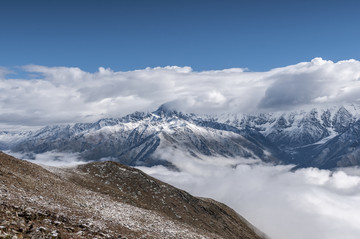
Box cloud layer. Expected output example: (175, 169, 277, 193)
(2, 58, 360, 128)
(7, 145, 360, 239)
(137, 153, 360, 239)
(7, 151, 88, 167)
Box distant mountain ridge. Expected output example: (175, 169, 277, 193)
(214, 104, 360, 168)
(2, 104, 360, 169)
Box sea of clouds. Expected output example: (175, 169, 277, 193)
(7, 151, 88, 167)
(12, 149, 360, 239)
(137, 152, 360, 239)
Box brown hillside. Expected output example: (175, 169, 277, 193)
(0, 152, 265, 239)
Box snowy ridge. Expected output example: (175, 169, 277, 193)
(4, 106, 280, 168)
(214, 104, 360, 146)
(2, 104, 360, 168)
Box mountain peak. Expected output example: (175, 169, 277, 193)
(153, 103, 181, 117)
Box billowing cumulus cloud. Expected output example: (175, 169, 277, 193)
(137, 151, 360, 239)
(258, 58, 360, 110)
(2, 58, 360, 128)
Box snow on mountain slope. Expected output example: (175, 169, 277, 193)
(305, 120, 360, 168)
(215, 104, 359, 144)
(7, 106, 280, 169)
(208, 104, 360, 168)
(0, 131, 33, 150)
(3, 104, 360, 169)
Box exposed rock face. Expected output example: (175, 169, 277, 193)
(0, 152, 265, 239)
(308, 120, 360, 168)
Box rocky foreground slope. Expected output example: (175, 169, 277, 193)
(0, 152, 265, 239)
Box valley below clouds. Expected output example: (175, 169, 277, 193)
(12, 150, 360, 239)
(138, 154, 360, 239)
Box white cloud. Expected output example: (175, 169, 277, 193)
(0, 67, 10, 79)
(137, 151, 360, 239)
(6, 151, 88, 167)
(258, 58, 360, 110)
(1, 58, 360, 127)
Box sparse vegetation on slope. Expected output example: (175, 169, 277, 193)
(0, 152, 264, 239)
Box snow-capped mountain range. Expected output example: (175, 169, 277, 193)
(2, 104, 360, 169)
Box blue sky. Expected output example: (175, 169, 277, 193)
(1, 0, 360, 72)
